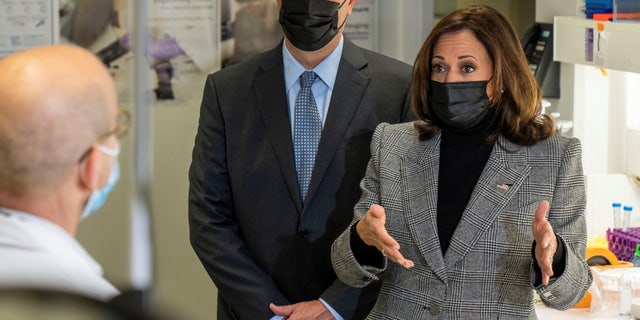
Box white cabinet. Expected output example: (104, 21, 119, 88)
(554, 16, 640, 74)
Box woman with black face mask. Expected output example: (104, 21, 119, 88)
(331, 5, 592, 319)
(189, 0, 415, 319)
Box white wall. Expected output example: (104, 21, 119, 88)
(586, 174, 640, 239)
(535, 0, 582, 23)
(377, 0, 433, 64)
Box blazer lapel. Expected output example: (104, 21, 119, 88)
(304, 39, 370, 210)
(254, 44, 303, 213)
(403, 132, 448, 282)
(444, 137, 531, 267)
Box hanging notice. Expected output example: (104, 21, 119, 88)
(146, 0, 220, 101)
(0, 0, 58, 58)
(344, 0, 378, 51)
(59, 0, 219, 103)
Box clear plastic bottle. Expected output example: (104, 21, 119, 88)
(614, 203, 622, 229)
(618, 270, 633, 319)
(623, 206, 633, 231)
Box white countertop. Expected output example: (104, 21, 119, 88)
(535, 305, 638, 320)
(536, 306, 604, 319)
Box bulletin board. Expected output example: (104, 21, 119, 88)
(0, 0, 59, 58)
(59, 0, 220, 103)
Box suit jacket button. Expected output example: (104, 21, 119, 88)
(299, 229, 310, 238)
(430, 305, 440, 315)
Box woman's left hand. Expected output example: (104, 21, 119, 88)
(532, 200, 557, 286)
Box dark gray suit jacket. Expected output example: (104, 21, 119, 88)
(332, 122, 592, 319)
(189, 39, 413, 319)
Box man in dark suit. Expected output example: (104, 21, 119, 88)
(188, 0, 412, 319)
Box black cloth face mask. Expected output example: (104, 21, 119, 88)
(429, 80, 492, 130)
(279, 0, 347, 52)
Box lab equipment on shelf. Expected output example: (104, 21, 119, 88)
(607, 227, 640, 261)
(614, 202, 623, 229)
(623, 206, 634, 231)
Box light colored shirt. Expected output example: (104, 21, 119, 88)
(271, 300, 341, 320)
(0, 207, 119, 301)
(272, 37, 345, 320)
(283, 35, 344, 134)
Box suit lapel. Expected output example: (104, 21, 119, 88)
(254, 44, 303, 213)
(444, 137, 530, 267)
(402, 132, 448, 282)
(304, 40, 370, 210)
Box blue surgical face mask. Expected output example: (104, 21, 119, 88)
(81, 144, 121, 220)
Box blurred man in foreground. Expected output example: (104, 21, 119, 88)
(0, 45, 128, 301)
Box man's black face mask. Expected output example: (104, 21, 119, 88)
(279, 0, 347, 52)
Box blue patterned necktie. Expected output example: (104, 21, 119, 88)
(294, 71, 321, 202)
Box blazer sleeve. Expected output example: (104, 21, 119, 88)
(332, 123, 389, 288)
(532, 137, 593, 310)
(188, 74, 289, 319)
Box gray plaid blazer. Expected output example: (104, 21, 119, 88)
(332, 122, 592, 319)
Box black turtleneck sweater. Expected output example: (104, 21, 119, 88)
(437, 113, 495, 255)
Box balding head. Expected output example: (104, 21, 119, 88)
(0, 45, 118, 197)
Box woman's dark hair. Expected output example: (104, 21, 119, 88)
(411, 5, 555, 145)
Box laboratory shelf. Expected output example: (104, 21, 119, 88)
(554, 15, 640, 74)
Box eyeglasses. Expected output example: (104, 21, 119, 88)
(78, 107, 130, 163)
(97, 107, 131, 141)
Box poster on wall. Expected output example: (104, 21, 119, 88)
(0, 0, 58, 58)
(146, 0, 220, 101)
(59, 0, 219, 103)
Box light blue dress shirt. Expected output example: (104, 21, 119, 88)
(283, 36, 344, 134)
(270, 37, 345, 320)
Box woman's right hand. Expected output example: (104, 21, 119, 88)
(356, 204, 414, 269)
